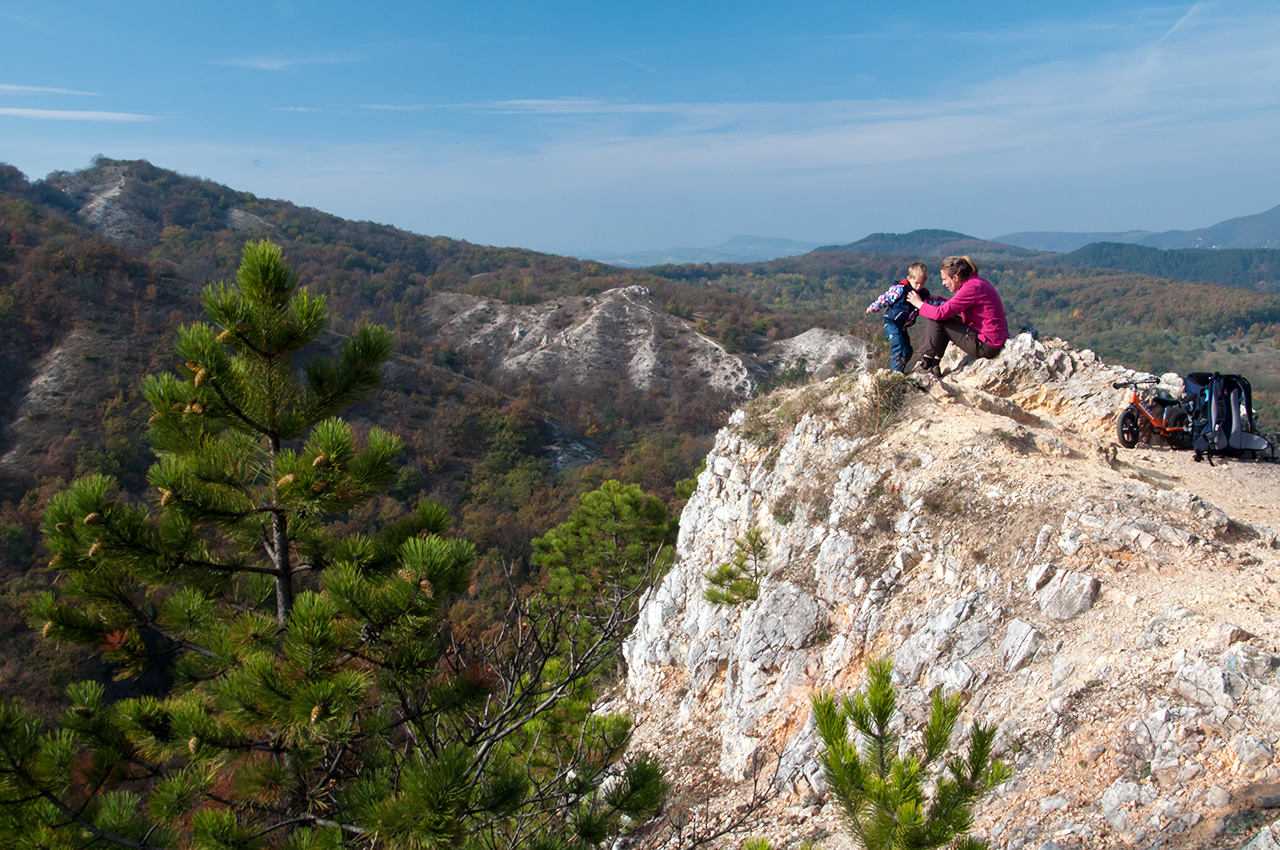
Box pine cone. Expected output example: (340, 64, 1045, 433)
(310, 704, 324, 723)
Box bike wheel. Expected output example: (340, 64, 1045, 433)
(1116, 406, 1141, 449)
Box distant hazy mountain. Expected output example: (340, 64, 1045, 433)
(996, 203, 1280, 252)
(816, 229, 1046, 261)
(993, 230, 1158, 253)
(581, 235, 821, 267)
(1136, 203, 1280, 249)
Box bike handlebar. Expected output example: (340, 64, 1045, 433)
(1112, 378, 1159, 389)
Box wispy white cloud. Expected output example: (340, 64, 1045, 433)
(335, 0, 1280, 244)
(478, 98, 674, 116)
(1158, 0, 1211, 41)
(361, 99, 664, 115)
(0, 107, 155, 122)
(0, 83, 99, 96)
(217, 53, 356, 71)
(17, 1, 1270, 251)
(363, 103, 438, 112)
(612, 54, 667, 77)
(796, 4, 1189, 46)
(466, 1, 1280, 170)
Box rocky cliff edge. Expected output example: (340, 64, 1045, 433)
(621, 334, 1280, 850)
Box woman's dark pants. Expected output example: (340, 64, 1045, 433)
(918, 316, 1003, 361)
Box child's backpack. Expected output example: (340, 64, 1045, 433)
(1184, 372, 1275, 462)
(882, 284, 930, 328)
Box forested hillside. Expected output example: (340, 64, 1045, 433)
(0, 161, 721, 716)
(816, 228, 1046, 263)
(0, 160, 873, 711)
(1052, 242, 1280, 292)
(3, 157, 1280, 722)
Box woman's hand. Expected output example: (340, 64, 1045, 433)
(906, 290, 923, 308)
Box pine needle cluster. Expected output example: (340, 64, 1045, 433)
(703, 527, 768, 605)
(812, 658, 1010, 850)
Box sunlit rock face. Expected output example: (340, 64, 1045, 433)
(621, 337, 1280, 849)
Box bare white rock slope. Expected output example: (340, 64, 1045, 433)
(420, 288, 871, 399)
(623, 334, 1280, 850)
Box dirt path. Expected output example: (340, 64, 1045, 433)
(1112, 445, 1280, 534)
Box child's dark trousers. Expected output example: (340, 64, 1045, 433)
(884, 319, 912, 373)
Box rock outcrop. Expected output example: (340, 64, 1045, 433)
(420, 288, 871, 399)
(622, 334, 1280, 849)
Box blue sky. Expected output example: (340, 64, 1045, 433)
(3, 1, 1280, 255)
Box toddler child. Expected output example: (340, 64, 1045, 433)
(865, 262, 936, 373)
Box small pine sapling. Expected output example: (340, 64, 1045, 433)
(812, 658, 1010, 850)
(703, 526, 768, 605)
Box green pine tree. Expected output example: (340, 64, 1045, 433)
(812, 658, 1010, 850)
(703, 527, 767, 606)
(0, 241, 664, 850)
(533, 479, 676, 613)
(472, 479, 676, 849)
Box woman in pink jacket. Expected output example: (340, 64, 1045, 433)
(904, 255, 1008, 377)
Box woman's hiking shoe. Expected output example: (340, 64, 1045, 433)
(907, 356, 942, 379)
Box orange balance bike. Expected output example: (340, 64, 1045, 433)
(1113, 378, 1193, 450)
